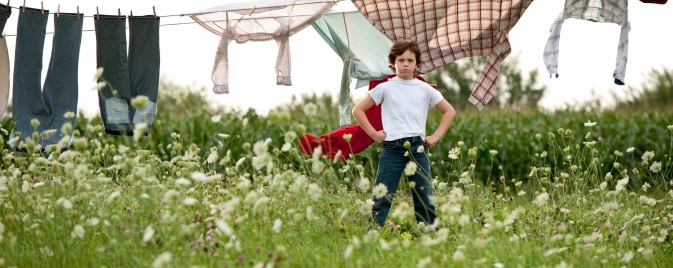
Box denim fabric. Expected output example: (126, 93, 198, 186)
(372, 136, 436, 226)
(11, 8, 82, 148)
(94, 16, 159, 135)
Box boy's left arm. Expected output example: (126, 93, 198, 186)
(425, 99, 456, 148)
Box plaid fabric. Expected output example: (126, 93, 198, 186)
(544, 0, 629, 85)
(189, 0, 336, 94)
(351, 0, 534, 110)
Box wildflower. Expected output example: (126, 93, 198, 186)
(583, 141, 596, 148)
(152, 252, 172, 268)
(308, 183, 323, 201)
(93, 67, 104, 80)
(668, 125, 673, 130)
(457, 141, 464, 146)
(468, 147, 477, 158)
(130, 95, 149, 110)
(63, 111, 75, 119)
(235, 157, 246, 168)
(218, 133, 230, 138)
(92, 81, 106, 91)
(207, 151, 218, 164)
(620, 251, 634, 263)
(358, 178, 370, 192)
(404, 161, 417, 176)
(303, 103, 317, 116)
(535, 133, 541, 140)
(448, 153, 458, 160)
(417, 257, 432, 268)
(391, 202, 414, 221)
(343, 245, 354, 259)
(532, 193, 549, 206)
(641, 151, 655, 161)
(143, 225, 155, 243)
(358, 200, 374, 215)
(342, 133, 352, 142)
(107, 191, 121, 203)
(494, 263, 504, 268)
(650, 161, 662, 173)
(183, 197, 198, 206)
(639, 196, 656, 206)
(453, 250, 466, 263)
(273, 219, 282, 233)
(253, 196, 271, 212)
(458, 215, 470, 226)
(615, 177, 629, 192)
(56, 197, 73, 209)
(584, 121, 597, 127)
(626, 147, 635, 153)
(211, 115, 221, 123)
(373, 183, 388, 199)
(540, 151, 547, 158)
(311, 161, 325, 174)
(242, 118, 249, 127)
(416, 145, 425, 153)
(30, 118, 40, 128)
(71, 225, 85, 239)
(191, 172, 208, 183)
(404, 141, 411, 149)
(449, 187, 463, 203)
(489, 150, 498, 156)
(214, 219, 234, 237)
(518, 190, 526, 196)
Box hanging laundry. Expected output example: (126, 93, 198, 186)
(544, 0, 630, 85)
(312, 11, 393, 126)
(0, 4, 10, 120)
(10, 7, 82, 151)
(300, 75, 435, 160)
(640, 0, 667, 4)
(351, 0, 534, 110)
(188, 0, 336, 94)
(95, 15, 160, 136)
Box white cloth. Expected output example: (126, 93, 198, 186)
(0, 37, 8, 119)
(189, 0, 337, 94)
(543, 0, 630, 85)
(368, 77, 443, 141)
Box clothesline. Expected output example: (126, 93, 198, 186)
(3, 0, 344, 18)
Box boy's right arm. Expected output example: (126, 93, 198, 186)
(352, 95, 386, 143)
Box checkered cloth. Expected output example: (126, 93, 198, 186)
(351, 0, 534, 110)
(543, 0, 629, 85)
(189, 0, 336, 94)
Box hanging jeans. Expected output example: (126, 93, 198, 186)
(0, 4, 12, 119)
(94, 15, 160, 135)
(11, 8, 83, 149)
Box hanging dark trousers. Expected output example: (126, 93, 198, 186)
(94, 15, 160, 135)
(11, 7, 83, 150)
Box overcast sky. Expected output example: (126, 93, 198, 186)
(2, 0, 672, 118)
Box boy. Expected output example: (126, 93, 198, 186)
(352, 40, 456, 227)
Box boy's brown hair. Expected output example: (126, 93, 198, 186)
(388, 40, 422, 74)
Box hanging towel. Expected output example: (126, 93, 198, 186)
(10, 7, 83, 151)
(312, 11, 393, 126)
(0, 4, 10, 119)
(95, 15, 160, 136)
(351, 0, 533, 110)
(189, 0, 336, 94)
(543, 0, 630, 85)
(299, 75, 435, 160)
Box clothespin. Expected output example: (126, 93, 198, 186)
(40, 1, 43, 14)
(96, 6, 99, 20)
(248, 6, 256, 16)
(22, 0, 25, 13)
(6, 1, 9, 10)
(117, 8, 120, 20)
(130, 10, 133, 20)
(152, 6, 156, 19)
(57, 4, 60, 17)
(77, 6, 79, 19)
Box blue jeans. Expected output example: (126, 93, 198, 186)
(11, 8, 82, 148)
(94, 15, 160, 135)
(372, 136, 436, 226)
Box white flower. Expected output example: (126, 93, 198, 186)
(183, 197, 198, 206)
(308, 183, 323, 201)
(358, 178, 370, 192)
(641, 151, 655, 161)
(343, 133, 353, 142)
(416, 145, 425, 153)
(191, 172, 208, 183)
(214, 219, 234, 237)
(71, 225, 85, 239)
(235, 157, 246, 168)
(583, 141, 596, 148)
(63, 111, 76, 119)
(107, 191, 121, 203)
(253, 196, 271, 213)
(458, 214, 470, 226)
(639, 196, 657, 206)
(253, 141, 268, 156)
(457, 141, 464, 146)
(93, 67, 104, 81)
(649, 161, 662, 173)
(453, 250, 466, 263)
(494, 263, 504, 268)
(211, 115, 221, 123)
(152, 252, 172, 268)
(358, 200, 374, 215)
(143, 225, 155, 243)
(207, 151, 218, 164)
(273, 219, 282, 233)
(22, 181, 29, 193)
(312, 161, 325, 174)
(344, 245, 354, 259)
(218, 133, 230, 138)
(518, 190, 526, 196)
(532, 193, 549, 206)
(373, 183, 388, 199)
(281, 143, 292, 152)
(57, 197, 73, 209)
(303, 103, 317, 116)
(284, 131, 297, 143)
(448, 153, 458, 160)
(417, 257, 432, 268)
(616, 177, 629, 192)
(620, 251, 634, 263)
(668, 125, 673, 130)
(626, 147, 635, 153)
(489, 150, 498, 156)
(175, 178, 191, 187)
(584, 121, 597, 127)
(391, 202, 414, 221)
(404, 161, 417, 176)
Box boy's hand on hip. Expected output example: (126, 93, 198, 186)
(372, 130, 386, 144)
(425, 135, 440, 148)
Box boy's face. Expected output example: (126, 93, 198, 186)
(394, 49, 418, 80)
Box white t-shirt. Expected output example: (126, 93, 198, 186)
(368, 77, 444, 141)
